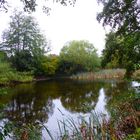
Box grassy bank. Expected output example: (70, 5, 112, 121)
(0, 71, 33, 85)
(0, 60, 33, 85)
(71, 69, 126, 81)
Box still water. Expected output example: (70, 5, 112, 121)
(0, 79, 139, 139)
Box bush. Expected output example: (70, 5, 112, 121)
(0, 62, 33, 85)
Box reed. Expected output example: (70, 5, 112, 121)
(132, 69, 140, 80)
(71, 69, 126, 81)
(0, 104, 139, 140)
(43, 112, 128, 140)
(43, 98, 140, 140)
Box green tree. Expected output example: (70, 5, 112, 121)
(11, 50, 33, 71)
(41, 54, 60, 75)
(1, 10, 47, 55)
(97, 0, 140, 35)
(101, 32, 125, 68)
(98, 1, 140, 76)
(122, 32, 140, 76)
(0, 10, 49, 73)
(59, 40, 100, 74)
(102, 31, 140, 76)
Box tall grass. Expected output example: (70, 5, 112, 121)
(71, 69, 126, 81)
(0, 102, 139, 140)
(43, 96, 140, 140)
(43, 112, 130, 140)
(13, 124, 41, 140)
(132, 69, 140, 80)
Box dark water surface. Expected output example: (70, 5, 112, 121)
(0, 79, 139, 139)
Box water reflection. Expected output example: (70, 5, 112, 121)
(0, 79, 139, 138)
(95, 88, 108, 117)
(3, 84, 54, 124)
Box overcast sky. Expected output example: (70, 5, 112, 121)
(0, 0, 106, 55)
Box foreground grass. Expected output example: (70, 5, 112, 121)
(71, 69, 126, 81)
(43, 88, 140, 140)
(1, 114, 139, 140)
(44, 112, 139, 140)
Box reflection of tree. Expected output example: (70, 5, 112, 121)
(0, 80, 134, 126)
(29, 80, 104, 113)
(34, 80, 106, 113)
(0, 80, 107, 123)
(2, 84, 54, 124)
(0, 79, 137, 139)
(104, 81, 133, 100)
(59, 80, 104, 113)
(103, 81, 135, 112)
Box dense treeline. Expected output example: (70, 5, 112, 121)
(0, 1, 140, 79)
(0, 10, 101, 84)
(59, 40, 100, 74)
(0, 4, 140, 84)
(1, 9, 140, 85)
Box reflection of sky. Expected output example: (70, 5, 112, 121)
(95, 88, 109, 119)
(132, 81, 140, 87)
(42, 88, 109, 140)
(2, 80, 139, 139)
(42, 99, 88, 140)
(132, 81, 140, 93)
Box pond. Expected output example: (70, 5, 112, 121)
(0, 79, 139, 139)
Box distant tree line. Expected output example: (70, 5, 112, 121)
(1, 0, 140, 77)
(0, 10, 100, 82)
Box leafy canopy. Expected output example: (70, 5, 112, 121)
(0, 0, 76, 12)
(97, 0, 140, 34)
(60, 40, 100, 74)
(102, 31, 140, 76)
(1, 10, 48, 55)
(101, 32, 125, 68)
(98, 0, 140, 77)
(0, 10, 49, 72)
